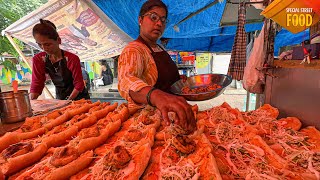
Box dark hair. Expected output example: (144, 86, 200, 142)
(139, 0, 168, 17)
(32, 19, 59, 40)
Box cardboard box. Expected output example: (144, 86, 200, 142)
(292, 43, 320, 60)
(310, 21, 320, 39)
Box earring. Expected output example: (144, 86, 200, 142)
(139, 23, 141, 26)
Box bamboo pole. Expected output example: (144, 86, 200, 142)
(4, 33, 54, 99)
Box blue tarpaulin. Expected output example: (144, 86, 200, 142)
(93, 0, 308, 55)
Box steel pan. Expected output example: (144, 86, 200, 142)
(170, 74, 232, 101)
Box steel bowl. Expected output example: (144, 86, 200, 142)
(170, 74, 232, 101)
(0, 90, 33, 123)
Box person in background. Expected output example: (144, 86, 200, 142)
(113, 55, 119, 78)
(81, 62, 91, 92)
(100, 61, 113, 86)
(118, 0, 195, 132)
(30, 19, 90, 100)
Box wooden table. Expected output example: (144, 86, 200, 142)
(0, 121, 24, 136)
(0, 99, 70, 136)
(273, 59, 320, 69)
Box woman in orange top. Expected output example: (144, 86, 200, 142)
(118, 0, 195, 132)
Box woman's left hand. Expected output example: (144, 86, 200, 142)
(150, 90, 196, 133)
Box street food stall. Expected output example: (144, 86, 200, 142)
(262, 0, 320, 129)
(0, 98, 319, 179)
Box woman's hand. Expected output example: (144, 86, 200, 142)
(67, 88, 80, 100)
(150, 89, 196, 133)
(180, 75, 187, 82)
(30, 93, 40, 100)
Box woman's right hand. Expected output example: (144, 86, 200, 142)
(30, 93, 40, 100)
(150, 89, 196, 133)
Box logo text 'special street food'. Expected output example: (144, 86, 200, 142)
(181, 84, 222, 94)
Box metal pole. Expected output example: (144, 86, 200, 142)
(246, 91, 250, 111)
(210, 53, 215, 74)
(30, 46, 35, 56)
(4, 33, 54, 99)
(255, 93, 265, 109)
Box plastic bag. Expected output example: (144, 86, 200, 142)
(242, 24, 266, 94)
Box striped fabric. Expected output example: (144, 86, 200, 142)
(228, 2, 247, 81)
(118, 40, 158, 114)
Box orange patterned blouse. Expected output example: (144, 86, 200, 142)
(118, 40, 158, 113)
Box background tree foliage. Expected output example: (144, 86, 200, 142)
(0, 0, 48, 57)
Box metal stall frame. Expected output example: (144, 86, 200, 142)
(265, 59, 320, 129)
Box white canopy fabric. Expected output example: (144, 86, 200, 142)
(3, 0, 133, 61)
